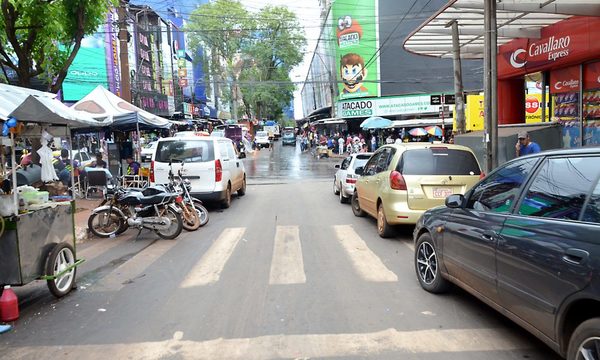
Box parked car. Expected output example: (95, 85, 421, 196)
(52, 149, 94, 170)
(413, 147, 600, 360)
(254, 131, 270, 149)
(281, 132, 296, 146)
(151, 136, 246, 208)
(333, 153, 373, 203)
(352, 143, 482, 237)
(141, 141, 157, 162)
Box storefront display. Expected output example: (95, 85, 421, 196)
(583, 61, 600, 146)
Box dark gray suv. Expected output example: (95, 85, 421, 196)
(413, 147, 600, 360)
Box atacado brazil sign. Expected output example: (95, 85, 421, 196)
(338, 94, 447, 118)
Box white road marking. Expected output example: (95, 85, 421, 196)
(404, 241, 415, 252)
(334, 225, 398, 282)
(3, 328, 535, 359)
(269, 226, 306, 285)
(91, 240, 177, 292)
(180, 227, 246, 287)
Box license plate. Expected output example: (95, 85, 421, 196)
(432, 188, 453, 198)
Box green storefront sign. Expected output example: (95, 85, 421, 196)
(338, 95, 446, 118)
(332, 0, 380, 100)
(62, 44, 108, 101)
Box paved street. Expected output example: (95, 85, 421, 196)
(0, 141, 560, 359)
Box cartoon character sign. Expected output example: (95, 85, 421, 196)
(337, 15, 363, 48)
(340, 53, 368, 94)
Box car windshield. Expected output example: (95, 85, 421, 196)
(257, 131, 267, 137)
(155, 140, 215, 163)
(399, 148, 481, 175)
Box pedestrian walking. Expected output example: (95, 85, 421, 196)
(338, 136, 345, 155)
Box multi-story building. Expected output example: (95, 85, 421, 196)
(301, 0, 484, 133)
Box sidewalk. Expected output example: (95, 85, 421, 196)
(74, 198, 104, 244)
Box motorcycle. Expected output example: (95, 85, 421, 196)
(88, 184, 183, 240)
(174, 163, 209, 227)
(163, 162, 206, 231)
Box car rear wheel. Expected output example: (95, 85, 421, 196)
(221, 185, 232, 209)
(415, 233, 449, 293)
(351, 192, 365, 217)
(238, 177, 246, 196)
(333, 178, 340, 195)
(377, 203, 394, 238)
(567, 318, 600, 360)
(339, 183, 348, 203)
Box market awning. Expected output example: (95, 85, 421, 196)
(312, 117, 346, 125)
(391, 118, 453, 128)
(72, 85, 171, 130)
(10, 95, 106, 127)
(0, 84, 56, 120)
(403, 0, 600, 59)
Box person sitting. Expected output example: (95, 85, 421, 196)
(92, 153, 107, 168)
(126, 156, 141, 175)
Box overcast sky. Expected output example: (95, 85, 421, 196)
(241, 0, 322, 119)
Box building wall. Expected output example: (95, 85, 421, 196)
(378, 0, 483, 96)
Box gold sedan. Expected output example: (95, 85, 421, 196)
(352, 143, 483, 237)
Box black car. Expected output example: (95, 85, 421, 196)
(413, 147, 600, 360)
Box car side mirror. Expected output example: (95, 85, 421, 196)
(445, 194, 465, 208)
(335, 164, 340, 169)
(355, 166, 364, 175)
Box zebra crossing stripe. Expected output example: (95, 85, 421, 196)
(334, 225, 398, 282)
(180, 227, 246, 288)
(91, 240, 177, 292)
(269, 225, 306, 285)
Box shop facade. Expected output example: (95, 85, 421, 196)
(497, 16, 600, 147)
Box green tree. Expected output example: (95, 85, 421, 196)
(187, 2, 305, 120)
(187, 0, 255, 119)
(0, 0, 114, 92)
(239, 5, 305, 120)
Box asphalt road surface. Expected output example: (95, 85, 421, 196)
(1, 140, 561, 359)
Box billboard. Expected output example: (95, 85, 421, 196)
(62, 31, 108, 101)
(332, 0, 379, 99)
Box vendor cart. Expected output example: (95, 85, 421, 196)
(0, 84, 103, 298)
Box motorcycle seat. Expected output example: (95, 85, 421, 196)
(118, 193, 174, 205)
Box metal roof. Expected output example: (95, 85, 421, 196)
(404, 0, 600, 59)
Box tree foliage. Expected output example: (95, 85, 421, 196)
(187, 1, 305, 120)
(0, 0, 114, 92)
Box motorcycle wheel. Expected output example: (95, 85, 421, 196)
(88, 210, 124, 238)
(192, 199, 209, 227)
(155, 207, 183, 240)
(181, 203, 201, 231)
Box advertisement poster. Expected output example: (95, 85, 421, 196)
(62, 29, 108, 101)
(332, 0, 379, 100)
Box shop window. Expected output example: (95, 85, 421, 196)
(583, 61, 600, 146)
(550, 65, 580, 148)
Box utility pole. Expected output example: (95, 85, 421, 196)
(118, 1, 131, 102)
(449, 20, 465, 134)
(483, 0, 498, 173)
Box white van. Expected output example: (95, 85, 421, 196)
(151, 136, 246, 208)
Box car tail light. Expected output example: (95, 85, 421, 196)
(175, 195, 183, 203)
(150, 161, 155, 183)
(215, 159, 223, 182)
(346, 174, 357, 184)
(390, 171, 407, 190)
(479, 172, 486, 180)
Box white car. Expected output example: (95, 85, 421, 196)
(254, 131, 270, 148)
(333, 153, 373, 203)
(141, 141, 157, 162)
(151, 136, 246, 208)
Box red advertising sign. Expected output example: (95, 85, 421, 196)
(498, 17, 600, 79)
(525, 96, 540, 114)
(550, 65, 580, 94)
(584, 61, 600, 90)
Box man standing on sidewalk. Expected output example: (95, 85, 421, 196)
(516, 131, 541, 157)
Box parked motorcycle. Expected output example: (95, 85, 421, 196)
(172, 161, 209, 228)
(88, 185, 183, 240)
(165, 163, 202, 231)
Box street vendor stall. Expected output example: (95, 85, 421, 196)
(0, 84, 104, 297)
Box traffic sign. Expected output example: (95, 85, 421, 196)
(430, 95, 442, 105)
(443, 94, 456, 105)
